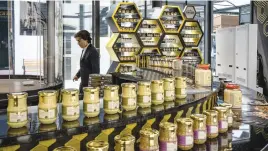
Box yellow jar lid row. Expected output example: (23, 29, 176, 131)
(159, 122, 177, 131)
(61, 89, 79, 95)
(140, 128, 159, 137)
(137, 81, 151, 86)
(114, 134, 135, 145)
(204, 110, 218, 116)
(83, 87, 99, 92)
(176, 118, 193, 125)
(121, 83, 136, 88)
(191, 114, 207, 120)
(104, 85, 119, 90)
(7, 92, 28, 99)
(53, 146, 77, 151)
(87, 140, 109, 150)
(151, 80, 163, 84)
(38, 90, 57, 96)
(213, 106, 227, 112)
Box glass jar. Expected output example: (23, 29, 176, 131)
(203, 110, 219, 138)
(224, 83, 240, 105)
(159, 122, 177, 151)
(137, 81, 151, 108)
(163, 78, 175, 102)
(61, 89, 79, 121)
(175, 77, 187, 99)
(114, 134, 135, 151)
(151, 80, 164, 105)
(176, 118, 194, 150)
(121, 83, 137, 111)
(213, 107, 228, 133)
(53, 146, 77, 151)
(7, 92, 28, 128)
(191, 114, 207, 144)
(83, 87, 100, 118)
(103, 85, 120, 114)
(86, 140, 109, 151)
(195, 64, 212, 87)
(139, 128, 159, 151)
(220, 103, 233, 127)
(38, 90, 57, 124)
(122, 110, 137, 119)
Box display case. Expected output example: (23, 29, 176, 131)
(106, 2, 142, 33)
(160, 34, 184, 57)
(106, 33, 141, 62)
(179, 20, 203, 47)
(136, 47, 161, 68)
(137, 19, 163, 46)
(158, 5, 185, 33)
(180, 47, 203, 66)
(116, 63, 137, 74)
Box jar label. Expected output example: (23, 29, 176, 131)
(138, 95, 151, 103)
(175, 88, 186, 95)
(39, 109, 56, 119)
(127, 98, 136, 106)
(228, 116, 233, 124)
(207, 125, 218, 134)
(178, 135, 193, 146)
(194, 130, 206, 140)
(66, 106, 79, 116)
(108, 101, 119, 109)
(152, 93, 163, 101)
(9, 111, 27, 122)
(87, 103, 100, 112)
(165, 90, 175, 97)
(219, 121, 227, 129)
(159, 141, 177, 151)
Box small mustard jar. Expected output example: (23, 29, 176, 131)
(159, 122, 177, 151)
(163, 78, 175, 102)
(61, 89, 80, 121)
(103, 85, 120, 114)
(86, 140, 109, 151)
(220, 103, 233, 127)
(176, 118, 194, 150)
(121, 83, 137, 111)
(214, 107, 228, 133)
(139, 128, 159, 151)
(7, 92, 28, 128)
(204, 110, 219, 138)
(190, 114, 207, 144)
(38, 90, 57, 124)
(53, 146, 77, 151)
(151, 80, 164, 105)
(175, 77, 187, 99)
(114, 134, 135, 151)
(83, 87, 100, 118)
(137, 81, 151, 108)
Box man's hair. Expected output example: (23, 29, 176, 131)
(74, 30, 92, 43)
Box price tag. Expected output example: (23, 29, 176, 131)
(39, 109, 55, 119)
(156, 93, 164, 100)
(9, 111, 27, 122)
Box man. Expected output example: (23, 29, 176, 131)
(73, 30, 100, 93)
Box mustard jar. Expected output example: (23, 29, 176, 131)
(114, 134, 135, 151)
(176, 118, 194, 150)
(163, 78, 175, 102)
(61, 89, 80, 121)
(103, 85, 120, 114)
(121, 83, 137, 111)
(213, 107, 228, 133)
(53, 146, 77, 151)
(151, 80, 164, 105)
(159, 122, 177, 151)
(38, 90, 57, 124)
(203, 110, 219, 138)
(7, 92, 28, 128)
(139, 128, 159, 151)
(137, 81, 151, 108)
(220, 103, 233, 127)
(86, 140, 109, 151)
(83, 87, 100, 118)
(190, 114, 207, 144)
(195, 64, 212, 87)
(175, 77, 187, 99)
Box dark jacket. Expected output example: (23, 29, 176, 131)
(76, 44, 100, 92)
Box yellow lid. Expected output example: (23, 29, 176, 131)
(159, 122, 177, 131)
(121, 83, 136, 88)
(151, 80, 163, 84)
(163, 78, 174, 82)
(83, 87, 99, 92)
(140, 128, 159, 138)
(204, 110, 219, 116)
(61, 89, 79, 95)
(176, 118, 193, 125)
(38, 90, 57, 97)
(114, 134, 135, 145)
(138, 81, 151, 86)
(53, 146, 77, 151)
(7, 92, 28, 99)
(190, 114, 207, 121)
(87, 140, 109, 150)
(213, 106, 227, 112)
(104, 85, 119, 90)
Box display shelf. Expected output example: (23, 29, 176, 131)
(106, 2, 142, 33)
(106, 33, 141, 62)
(158, 5, 185, 33)
(116, 62, 137, 74)
(179, 20, 203, 47)
(137, 19, 163, 46)
(160, 34, 184, 57)
(180, 47, 203, 66)
(136, 47, 162, 68)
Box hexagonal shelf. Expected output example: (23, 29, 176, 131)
(160, 34, 184, 57)
(158, 5, 185, 33)
(183, 6, 196, 19)
(139, 47, 161, 55)
(137, 19, 163, 46)
(136, 47, 162, 68)
(106, 2, 142, 33)
(180, 47, 203, 66)
(116, 63, 136, 73)
(106, 33, 141, 62)
(179, 20, 203, 47)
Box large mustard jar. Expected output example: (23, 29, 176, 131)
(83, 87, 100, 118)
(53, 146, 77, 151)
(224, 84, 241, 106)
(163, 78, 175, 102)
(175, 77, 187, 99)
(103, 85, 120, 114)
(176, 118, 194, 150)
(38, 90, 57, 124)
(7, 92, 28, 128)
(203, 110, 219, 138)
(114, 134, 135, 151)
(139, 128, 159, 151)
(190, 114, 207, 144)
(87, 140, 109, 151)
(137, 81, 151, 108)
(214, 107, 228, 133)
(159, 122, 177, 151)
(195, 64, 212, 87)
(220, 103, 233, 128)
(121, 83, 137, 111)
(61, 89, 79, 121)
(151, 80, 164, 105)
